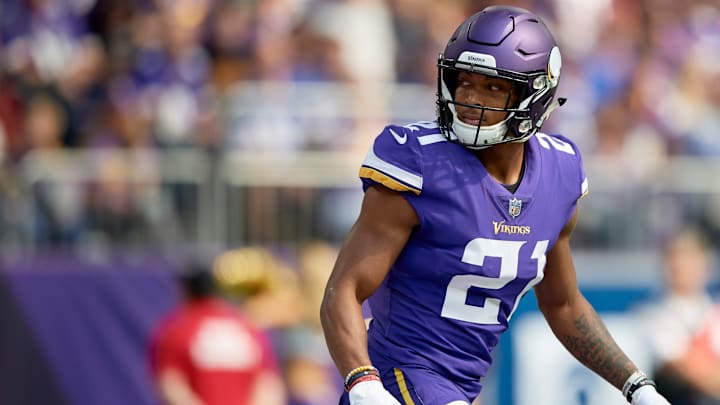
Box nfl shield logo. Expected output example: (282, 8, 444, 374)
(508, 198, 522, 218)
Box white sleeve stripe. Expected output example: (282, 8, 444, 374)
(362, 147, 423, 190)
(581, 177, 589, 196)
(418, 133, 446, 145)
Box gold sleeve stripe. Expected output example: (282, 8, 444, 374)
(393, 368, 416, 405)
(359, 167, 421, 195)
(362, 147, 423, 189)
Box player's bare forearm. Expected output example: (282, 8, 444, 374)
(319, 227, 391, 376)
(537, 209, 636, 390)
(320, 186, 417, 378)
(542, 295, 636, 390)
(320, 282, 374, 377)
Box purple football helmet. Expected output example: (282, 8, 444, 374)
(437, 6, 565, 149)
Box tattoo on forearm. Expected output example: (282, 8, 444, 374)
(558, 313, 634, 388)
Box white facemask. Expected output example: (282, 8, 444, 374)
(441, 80, 512, 149)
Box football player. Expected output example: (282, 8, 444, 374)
(320, 5, 672, 405)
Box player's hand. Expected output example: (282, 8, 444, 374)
(348, 380, 402, 405)
(631, 385, 671, 405)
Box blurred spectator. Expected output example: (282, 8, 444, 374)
(284, 241, 343, 405)
(211, 243, 345, 404)
(23, 91, 86, 245)
(0, 75, 26, 162)
(149, 259, 286, 405)
(305, 0, 397, 154)
(213, 246, 304, 329)
(2, 0, 106, 147)
(205, 1, 255, 91)
(660, 41, 720, 156)
(124, 1, 216, 149)
(638, 229, 720, 405)
(81, 151, 180, 249)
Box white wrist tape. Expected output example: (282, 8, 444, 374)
(622, 370, 648, 398)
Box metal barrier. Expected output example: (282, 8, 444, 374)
(218, 150, 362, 246)
(7, 147, 720, 252)
(17, 148, 212, 251)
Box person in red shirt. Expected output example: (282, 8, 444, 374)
(149, 262, 286, 405)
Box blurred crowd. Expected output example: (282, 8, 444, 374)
(1, 0, 720, 250)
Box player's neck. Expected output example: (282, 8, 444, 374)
(475, 142, 525, 186)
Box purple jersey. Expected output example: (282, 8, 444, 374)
(359, 120, 588, 400)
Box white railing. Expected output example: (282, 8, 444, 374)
(9, 148, 720, 251)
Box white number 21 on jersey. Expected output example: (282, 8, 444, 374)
(440, 238, 549, 325)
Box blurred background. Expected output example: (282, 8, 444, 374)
(0, 0, 719, 404)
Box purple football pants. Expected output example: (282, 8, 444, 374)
(339, 365, 471, 405)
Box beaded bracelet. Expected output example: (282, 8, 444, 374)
(344, 366, 380, 391)
(344, 369, 380, 392)
(346, 374, 382, 392)
(344, 366, 377, 385)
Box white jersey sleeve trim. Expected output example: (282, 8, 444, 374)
(362, 146, 423, 191)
